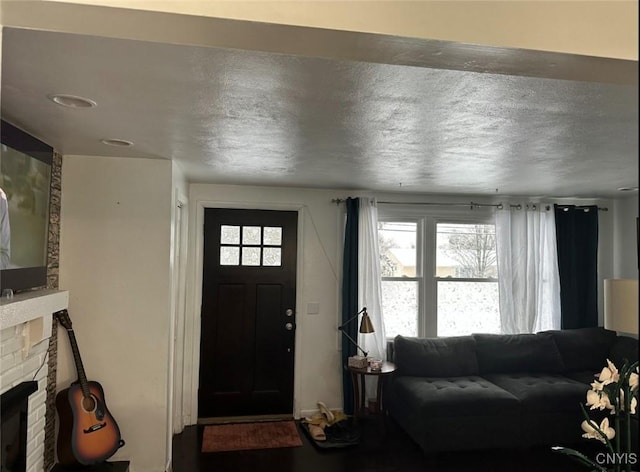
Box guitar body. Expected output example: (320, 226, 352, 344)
(55, 310, 124, 465)
(56, 380, 122, 466)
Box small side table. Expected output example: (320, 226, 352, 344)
(347, 361, 396, 420)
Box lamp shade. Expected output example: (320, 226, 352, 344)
(604, 279, 638, 335)
(338, 307, 375, 357)
(358, 309, 375, 334)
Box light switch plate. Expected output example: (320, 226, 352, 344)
(307, 302, 320, 315)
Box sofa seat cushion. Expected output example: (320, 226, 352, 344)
(483, 373, 588, 413)
(473, 332, 565, 374)
(387, 375, 522, 452)
(390, 375, 520, 418)
(484, 373, 591, 446)
(393, 335, 479, 377)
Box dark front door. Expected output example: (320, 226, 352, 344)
(198, 208, 298, 418)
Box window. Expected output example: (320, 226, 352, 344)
(379, 211, 500, 338)
(220, 225, 283, 267)
(435, 223, 499, 337)
(379, 222, 420, 337)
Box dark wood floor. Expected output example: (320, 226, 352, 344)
(172, 418, 597, 472)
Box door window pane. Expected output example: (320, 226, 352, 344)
(263, 227, 283, 246)
(263, 247, 282, 266)
(437, 281, 500, 336)
(379, 222, 417, 277)
(242, 226, 262, 245)
(220, 246, 240, 265)
(381, 280, 418, 337)
(242, 247, 261, 266)
(221, 225, 240, 244)
(436, 223, 496, 278)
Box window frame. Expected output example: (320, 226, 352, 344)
(378, 217, 425, 338)
(378, 204, 497, 338)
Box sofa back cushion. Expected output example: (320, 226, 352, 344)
(473, 332, 565, 374)
(541, 327, 617, 372)
(608, 335, 639, 368)
(393, 335, 479, 377)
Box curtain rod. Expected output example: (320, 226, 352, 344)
(331, 199, 608, 211)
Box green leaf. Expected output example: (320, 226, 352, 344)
(551, 446, 608, 472)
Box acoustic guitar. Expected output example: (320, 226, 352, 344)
(55, 309, 124, 466)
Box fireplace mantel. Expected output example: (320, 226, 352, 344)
(1, 289, 68, 472)
(0, 289, 69, 330)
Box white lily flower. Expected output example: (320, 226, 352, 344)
(586, 390, 602, 410)
(586, 389, 615, 412)
(563, 363, 639, 464)
(581, 417, 615, 444)
(600, 393, 615, 413)
(598, 359, 620, 385)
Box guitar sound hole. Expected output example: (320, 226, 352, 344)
(82, 395, 96, 412)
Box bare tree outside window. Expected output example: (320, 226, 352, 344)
(436, 223, 499, 336)
(378, 219, 500, 338)
(437, 224, 497, 278)
(378, 229, 399, 277)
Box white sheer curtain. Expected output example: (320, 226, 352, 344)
(357, 198, 386, 359)
(495, 206, 561, 334)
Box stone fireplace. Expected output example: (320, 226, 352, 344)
(1, 290, 68, 472)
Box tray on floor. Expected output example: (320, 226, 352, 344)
(300, 418, 361, 449)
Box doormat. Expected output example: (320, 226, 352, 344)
(201, 421, 303, 453)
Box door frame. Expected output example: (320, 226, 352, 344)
(183, 199, 305, 425)
(171, 192, 189, 434)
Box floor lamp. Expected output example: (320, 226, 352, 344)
(604, 279, 639, 335)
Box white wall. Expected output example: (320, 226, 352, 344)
(185, 184, 345, 419)
(613, 195, 639, 279)
(59, 155, 173, 472)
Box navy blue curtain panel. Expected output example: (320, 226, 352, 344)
(554, 204, 599, 329)
(341, 197, 359, 415)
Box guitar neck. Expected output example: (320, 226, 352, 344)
(66, 328, 91, 397)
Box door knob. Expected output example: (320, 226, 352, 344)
(285, 322, 294, 331)
(286, 309, 294, 317)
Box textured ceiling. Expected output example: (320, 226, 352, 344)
(1, 25, 638, 198)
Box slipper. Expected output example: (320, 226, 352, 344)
(305, 416, 328, 428)
(317, 401, 335, 424)
(308, 424, 326, 441)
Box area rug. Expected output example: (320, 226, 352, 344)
(201, 421, 303, 453)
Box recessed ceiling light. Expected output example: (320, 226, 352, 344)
(617, 186, 639, 192)
(49, 94, 97, 108)
(101, 138, 134, 147)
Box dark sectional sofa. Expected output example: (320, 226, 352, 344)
(386, 328, 638, 454)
